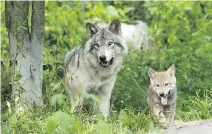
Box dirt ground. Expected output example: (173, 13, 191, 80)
(148, 119, 212, 134)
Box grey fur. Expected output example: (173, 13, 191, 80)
(64, 20, 128, 119)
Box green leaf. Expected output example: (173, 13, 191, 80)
(56, 111, 71, 131)
(46, 111, 72, 133)
(15, 71, 22, 81)
(51, 94, 66, 106)
(96, 122, 111, 134)
(46, 117, 58, 133)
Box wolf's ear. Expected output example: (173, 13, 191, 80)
(86, 23, 99, 37)
(109, 19, 122, 35)
(167, 64, 175, 76)
(148, 68, 156, 80)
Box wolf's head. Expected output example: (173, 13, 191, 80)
(148, 64, 176, 105)
(85, 20, 127, 68)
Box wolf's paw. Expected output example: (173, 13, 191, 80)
(162, 122, 170, 129)
(166, 121, 177, 128)
(173, 120, 185, 128)
(157, 121, 168, 129)
(161, 120, 175, 129)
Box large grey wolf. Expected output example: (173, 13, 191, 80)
(64, 20, 128, 119)
(147, 64, 177, 128)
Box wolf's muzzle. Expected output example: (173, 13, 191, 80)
(99, 56, 114, 68)
(99, 55, 107, 62)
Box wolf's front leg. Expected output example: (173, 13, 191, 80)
(152, 104, 167, 128)
(98, 80, 115, 120)
(99, 94, 111, 120)
(68, 86, 84, 112)
(165, 102, 176, 126)
(68, 89, 84, 112)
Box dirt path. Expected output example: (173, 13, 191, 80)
(148, 119, 212, 134)
(164, 119, 212, 134)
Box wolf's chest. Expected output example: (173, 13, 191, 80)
(85, 82, 103, 94)
(85, 76, 110, 93)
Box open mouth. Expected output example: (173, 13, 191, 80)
(159, 91, 170, 106)
(100, 58, 114, 68)
(161, 96, 168, 105)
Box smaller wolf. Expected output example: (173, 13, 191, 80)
(147, 64, 177, 128)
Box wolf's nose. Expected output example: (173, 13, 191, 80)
(159, 93, 164, 97)
(99, 55, 106, 62)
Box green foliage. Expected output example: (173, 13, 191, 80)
(1, 1, 212, 133)
(118, 109, 152, 132)
(144, 1, 212, 49)
(2, 109, 46, 133)
(50, 94, 67, 107)
(46, 111, 72, 133)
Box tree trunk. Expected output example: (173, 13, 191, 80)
(5, 1, 44, 107)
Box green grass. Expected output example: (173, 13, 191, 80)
(2, 89, 211, 134)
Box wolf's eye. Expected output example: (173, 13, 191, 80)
(156, 84, 159, 87)
(94, 43, 99, 48)
(165, 83, 169, 86)
(108, 41, 114, 46)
